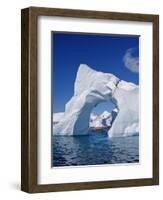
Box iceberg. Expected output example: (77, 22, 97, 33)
(109, 80, 139, 137)
(100, 111, 112, 127)
(89, 111, 112, 129)
(90, 111, 112, 128)
(53, 64, 139, 137)
(53, 112, 64, 124)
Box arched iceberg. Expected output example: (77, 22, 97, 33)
(53, 64, 139, 137)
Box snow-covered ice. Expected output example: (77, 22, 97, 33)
(109, 80, 139, 137)
(53, 112, 64, 124)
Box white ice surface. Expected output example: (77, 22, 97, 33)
(53, 112, 64, 123)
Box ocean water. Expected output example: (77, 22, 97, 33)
(52, 132, 139, 167)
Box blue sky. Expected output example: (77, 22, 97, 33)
(52, 32, 139, 114)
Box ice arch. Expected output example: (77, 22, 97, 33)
(53, 64, 139, 137)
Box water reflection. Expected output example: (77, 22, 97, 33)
(52, 133, 139, 167)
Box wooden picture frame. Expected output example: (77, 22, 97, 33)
(21, 7, 159, 193)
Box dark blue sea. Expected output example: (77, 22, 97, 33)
(52, 132, 139, 167)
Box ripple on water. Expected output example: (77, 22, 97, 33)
(52, 133, 139, 167)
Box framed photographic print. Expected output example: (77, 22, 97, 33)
(21, 7, 159, 193)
